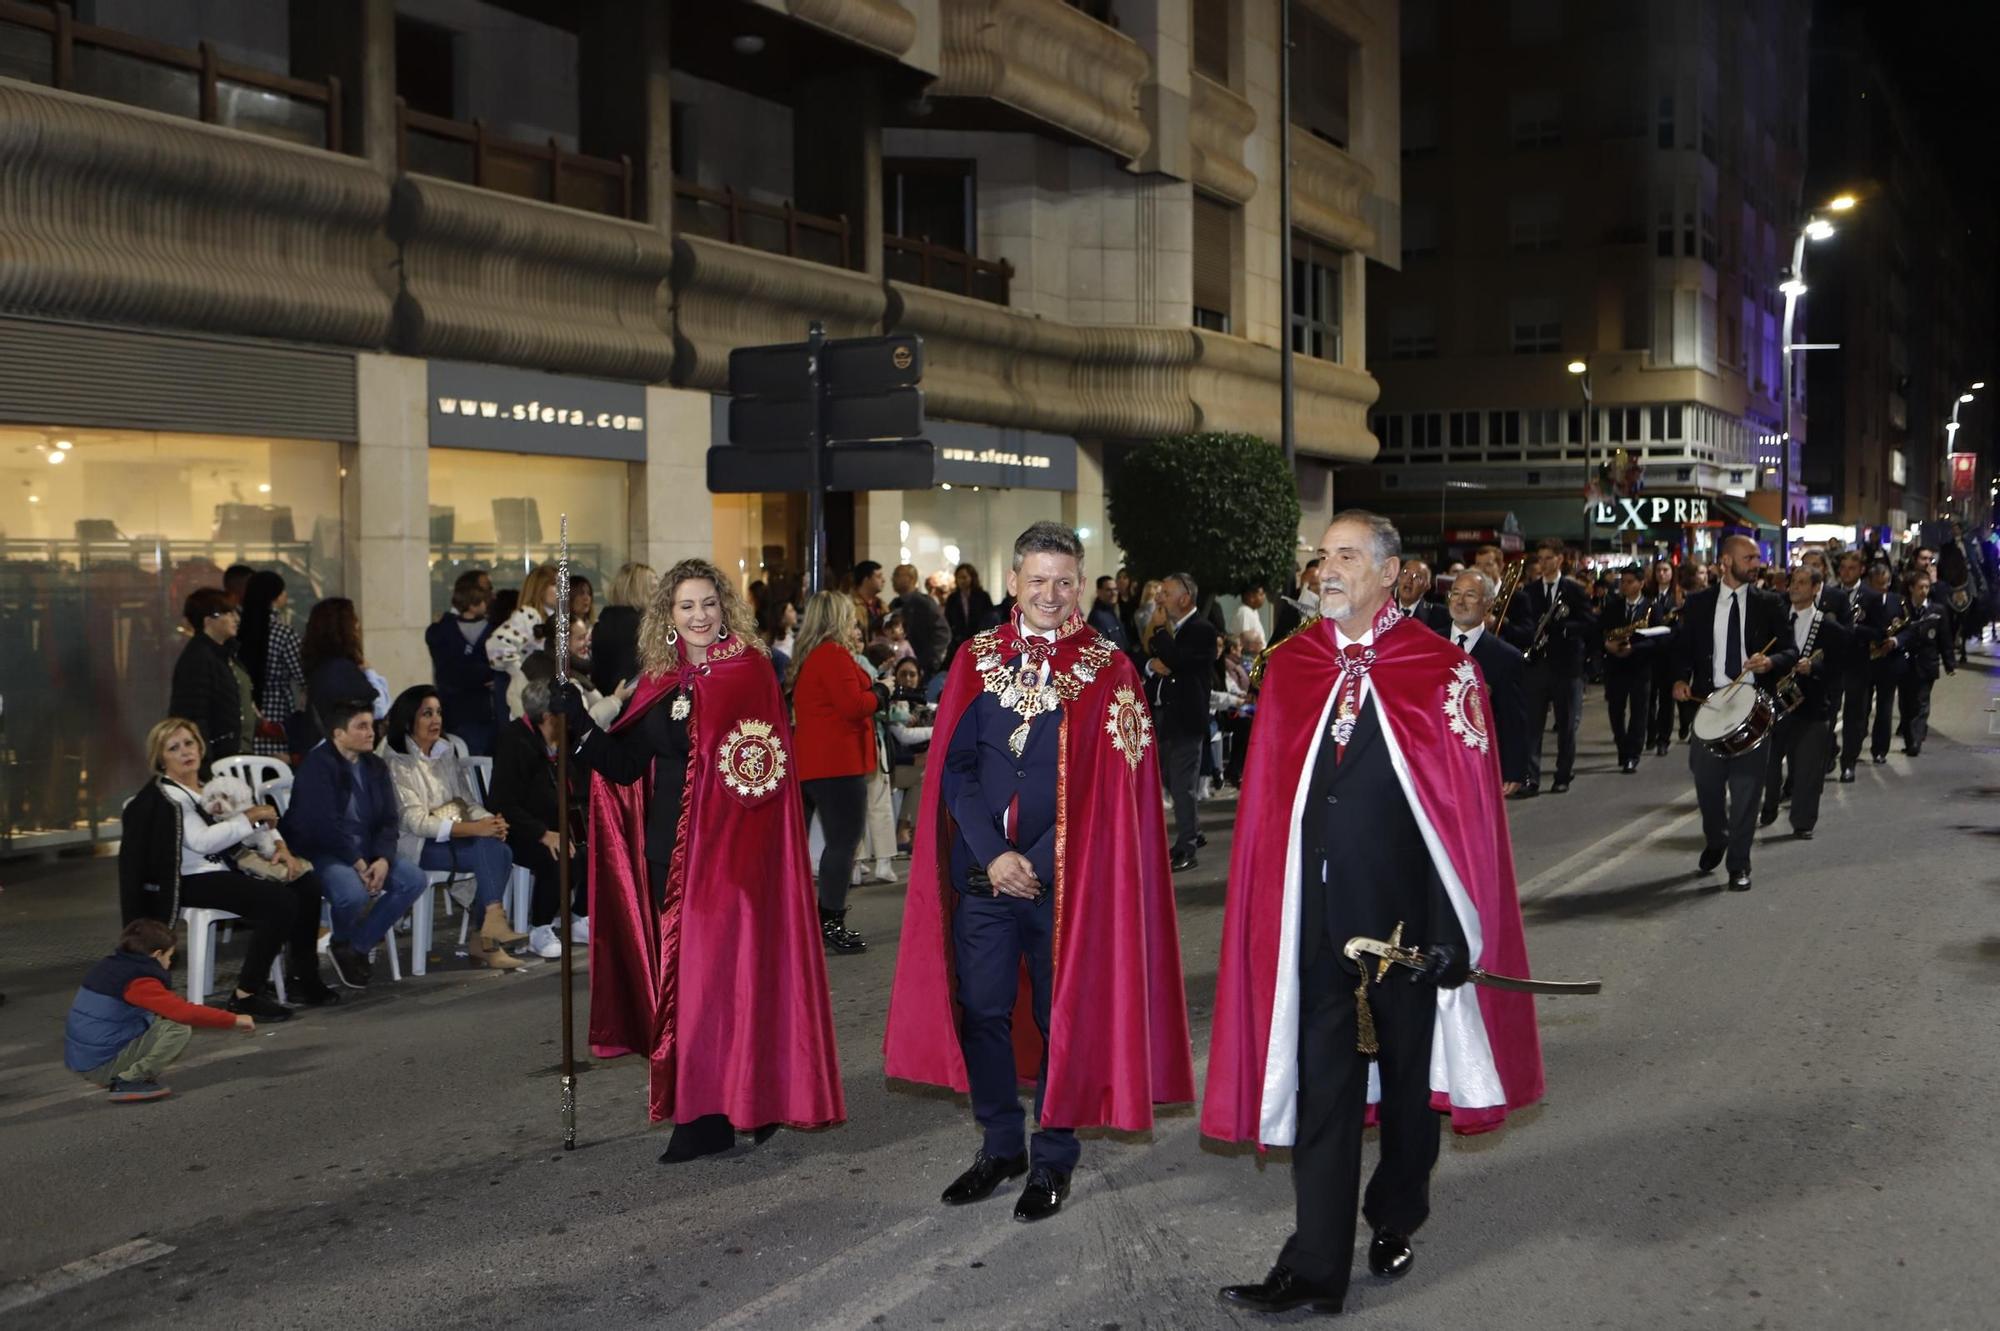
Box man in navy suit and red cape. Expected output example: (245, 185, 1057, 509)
(1207, 512, 1544, 1317)
(884, 521, 1194, 1223)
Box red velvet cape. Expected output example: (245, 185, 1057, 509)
(586, 635, 845, 1129)
(882, 615, 1195, 1129)
(1202, 609, 1544, 1143)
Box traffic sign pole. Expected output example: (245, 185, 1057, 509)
(806, 320, 826, 596)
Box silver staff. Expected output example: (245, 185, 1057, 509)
(553, 514, 577, 1150)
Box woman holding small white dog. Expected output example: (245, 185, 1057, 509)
(380, 686, 525, 970)
(118, 717, 338, 1019)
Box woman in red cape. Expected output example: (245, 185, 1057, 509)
(558, 559, 844, 1163)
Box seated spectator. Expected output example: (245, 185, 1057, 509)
(302, 597, 387, 740)
(488, 675, 589, 960)
(280, 699, 430, 988)
(488, 563, 560, 719)
(118, 718, 334, 1014)
(590, 563, 655, 696)
(379, 686, 525, 971)
(426, 569, 498, 755)
(168, 588, 249, 766)
(65, 918, 255, 1103)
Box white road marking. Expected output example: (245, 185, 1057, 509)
(1515, 792, 1699, 901)
(0, 1239, 176, 1315)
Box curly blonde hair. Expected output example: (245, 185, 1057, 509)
(638, 558, 766, 674)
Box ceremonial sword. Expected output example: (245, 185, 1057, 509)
(1343, 935, 1603, 996)
(554, 515, 578, 1150)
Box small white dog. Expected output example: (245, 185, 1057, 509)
(199, 775, 283, 858)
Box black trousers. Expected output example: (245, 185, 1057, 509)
(1647, 668, 1679, 746)
(1280, 945, 1441, 1299)
(507, 833, 587, 928)
(1158, 726, 1204, 851)
(1521, 665, 1582, 785)
(1221, 709, 1255, 784)
(801, 774, 867, 914)
(952, 889, 1077, 1172)
(1689, 740, 1766, 875)
(1868, 677, 1903, 759)
(176, 869, 325, 992)
(1839, 666, 1873, 768)
(1897, 675, 1934, 751)
(1762, 714, 1831, 832)
(1604, 669, 1652, 764)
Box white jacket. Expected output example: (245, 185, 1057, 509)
(381, 744, 492, 865)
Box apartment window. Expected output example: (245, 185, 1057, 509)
(1526, 409, 1561, 446)
(1403, 99, 1438, 157)
(1650, 405, 1667, 439)
(883, 159, 975, 251)
(1192, 0, 1231, 84)
(1290, 3, 1355, 149)
(1508, 192, 1562, 253)
(1510, 297, 1560, 353)
(1402, 202, 1438, 260)
(1450, 411, 1481, 449)
(1388, 305, 1437, 359)
(1510, 90, 1562, 148)
(1412, 413, 1444, 450)
(1510, 0, 1562, 43)
(1290, 238, 1343, 362)
(1192, 193, 1235, 333)
(396, 16, 459, 119)
(1487, 410, 1523, 446)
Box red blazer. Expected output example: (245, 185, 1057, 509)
(792, 641, 880, 781)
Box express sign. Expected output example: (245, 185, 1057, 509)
(1591, 496, 1710, 531)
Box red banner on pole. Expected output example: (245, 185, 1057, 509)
(1949, 451, 1978, 500)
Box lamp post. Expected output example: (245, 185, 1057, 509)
(1945, 381, 1984, 521)
(1777, 193, 1856, 569)
(1567, 358, 1592, 553)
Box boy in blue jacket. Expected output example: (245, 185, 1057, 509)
(279, 699, 430, 988)
(66, 918, 254, 1102)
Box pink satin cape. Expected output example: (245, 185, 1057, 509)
(586, 636, 846, 1129)
(1201, 612, 1544, 1142)
(882, 617, 1195, 1130)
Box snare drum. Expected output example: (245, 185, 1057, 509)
(1691, 682, 1775, 757)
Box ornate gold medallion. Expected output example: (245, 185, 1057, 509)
(1104, 684, 1153, 772)
(669, 694, 691, 722)
(717, 718, 786, 800)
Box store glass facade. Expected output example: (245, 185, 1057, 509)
(426, 449, 629, 615)
(0, 426, 344, 848)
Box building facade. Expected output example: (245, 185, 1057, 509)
(0, 0, 1400, 848)
(1353, 0, 1811, 565)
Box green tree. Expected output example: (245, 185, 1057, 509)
(1107, 432, 1300, 598)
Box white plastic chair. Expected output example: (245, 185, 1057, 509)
(181, 907, 287, 1003)
(445, 733, 471, 758)
(210, 754, 293, 804)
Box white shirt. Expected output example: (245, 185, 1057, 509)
(1790, 605, 1817, 654)
(1231, 603, 1264, 640)
(1450, 623, 1485, 654)
(1018, 623, 1057, 686)
(1711, 583, 1747, 690)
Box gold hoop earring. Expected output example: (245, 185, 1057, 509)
(664, 626, 679, 646)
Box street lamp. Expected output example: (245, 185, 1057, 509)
(1568, 358, 1592, 551)
(1778, 193, 1859, 568)
(1945, 381, 1983, 518)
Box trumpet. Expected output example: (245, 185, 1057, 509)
(1868, 614, 1909, 660)
(1494, 559, 1527, 625)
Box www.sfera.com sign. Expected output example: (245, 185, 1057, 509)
(427, 360, 647, 461)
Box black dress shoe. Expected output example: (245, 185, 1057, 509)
(1170, 850, 1199, 873)
(1871, 754, 1887, 766)
(1839, 767, 1856, 783)
(940, 1151, 1027, 1205)
(1655, 740, 1671, 756)
(1367, 1230, 1414, 1279)
(1904, 746, 1921, 757)
(1697, 845, 1725, 874)
(1218, 1265, 1344, 1316)
(226, 990, 292, 1022)
(1192, 832, 1209, 849)
(1758, 807, 1779, 828)
(1727, 870, 1752, 892)
(287, 976, 342, 1007)
(1508, 783, 1539, 800)
(1012, 1166, 1070, 1222)
(1795, 828, 1815, 840)
(1551, 780, 1571, 794)
(659, 1113, 736, 1164)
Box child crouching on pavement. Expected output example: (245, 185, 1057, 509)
(63, 918, 254, 1103)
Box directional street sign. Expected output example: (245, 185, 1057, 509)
(708, 441, 935, 493)
(727, 334, 923, 400)
(728, 387, 926, 449)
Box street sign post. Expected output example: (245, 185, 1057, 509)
(716, 325, 930, 593)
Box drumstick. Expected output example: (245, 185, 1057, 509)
(1730, 636, 1779, 686)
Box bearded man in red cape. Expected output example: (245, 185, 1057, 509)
(883, 521, 1193, 1224)
(1208, 511, 1544, 1318)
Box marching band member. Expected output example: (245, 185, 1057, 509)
(1599, 565, 1666, 773)
(1645, 560, 1683, 757)
(1759, 566, 1849, 838)
(1897, 571, 1946, 756)
(1826, 551, 1872, 782)
(1444, 570, 1528, 792)
(1503, 540, 1595, 795)
(1670, 536, 1797, 892)
(1859, 561, 1912, 766)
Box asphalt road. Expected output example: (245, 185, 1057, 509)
(3, 649, 1997, 1330)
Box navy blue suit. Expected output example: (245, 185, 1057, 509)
(940, 669, 1077, 1173)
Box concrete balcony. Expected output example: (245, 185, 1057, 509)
(1188, 73, 1257, 205)
(1188, 331, 1381, 462)
(670, 234, 887, 391)
(1291, 129, 1377, 254)
(391, 175, 674, 382)
(782, 0, 921, 58)
(0, 77, 391, 348)
(933, 0, 1151, 162)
